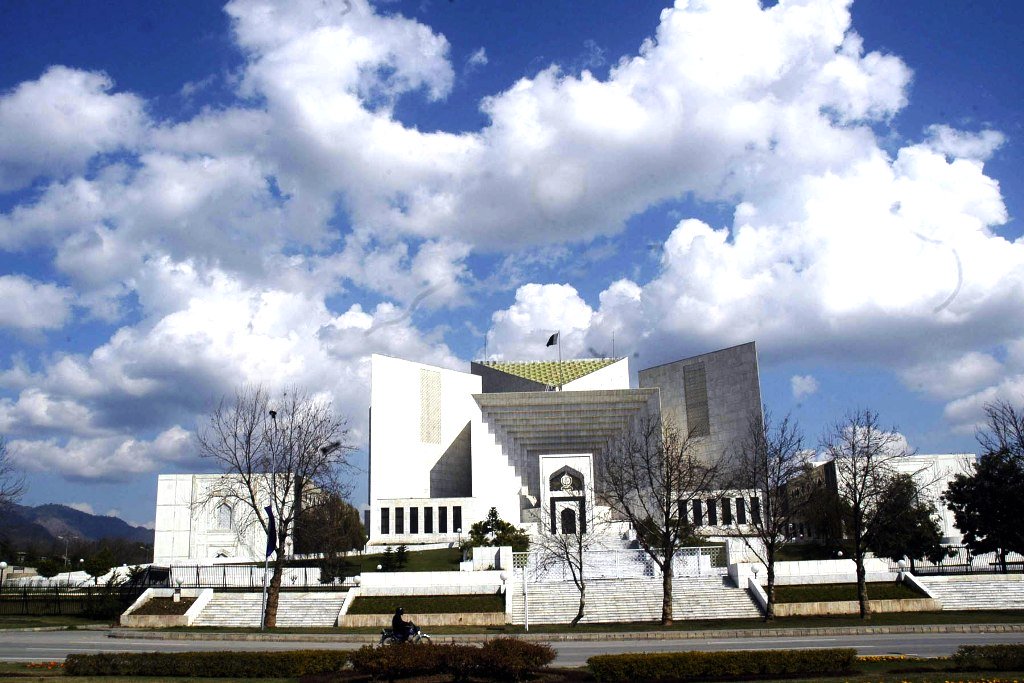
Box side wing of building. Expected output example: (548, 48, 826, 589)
(638, 341, 762, 468)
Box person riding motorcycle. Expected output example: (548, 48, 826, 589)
(392, 606, 413, 642)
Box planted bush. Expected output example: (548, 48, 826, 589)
(349, 638, 554, 682)
(588, 648, 857, 682)
(65, 650, 351, 677)
(349, 645, 444, 680)
(954, 644, 1024, 671)
(479, 638, 555, 681)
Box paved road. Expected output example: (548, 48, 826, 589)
(1, 630, 1023, 666)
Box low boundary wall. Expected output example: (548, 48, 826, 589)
(337, 612, 505, 627)
(120, 588, 213, 627)
(773, 597, 940, 617)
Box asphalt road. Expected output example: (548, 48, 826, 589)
(2, 630, 1023, 666)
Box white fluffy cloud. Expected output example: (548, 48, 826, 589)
(486, 284, 596, 361)
(791, 375, 820, 400)
(0, 275, 74, 331)
(1, 0, 1022, 482)
(10, 426, 194, 483)
(0, 257, 460, 480)
(0, 67, 146, 191)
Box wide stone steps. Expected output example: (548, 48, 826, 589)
(917, 575, 1024, 611)
(192, 591, 347, 627)
(510, 576, 760, 624)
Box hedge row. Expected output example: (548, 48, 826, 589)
(64, 650, 351, 677)
(954, 644, 1024, 671)
(349, 638, 555, 682)
(587, 648, 857, 682)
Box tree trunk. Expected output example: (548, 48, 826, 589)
(264, 555, 285, 628)
(856, 555, 871, 620)
(572, 580, 586, 626)
(765, 563, 775, 621)
(661, 552, 673, 626)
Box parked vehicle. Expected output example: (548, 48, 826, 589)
(379, 622, 431, 645)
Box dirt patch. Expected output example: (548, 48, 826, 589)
(131, 597, 197, 616)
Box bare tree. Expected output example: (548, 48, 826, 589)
(726, 409, 809, 620)
(820, 409, 911, 619)
(600, 417, 720, 625)
(532, 496, 603, 626)
(0, 437, 26, 511)
(977, 399, 1024, 462)
(196, 385, 351, 627)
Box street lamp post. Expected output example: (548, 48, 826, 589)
(0, 561, 7, 595)
(58, 536, 68, 567)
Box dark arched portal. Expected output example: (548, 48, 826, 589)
(560, 507, 578, 535)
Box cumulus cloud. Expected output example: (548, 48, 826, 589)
(925, 124, 1005, 162)
(0, 66, 145, 191)
(0, 276, 74, 331)
(10, 426, 194, 483)
(67, 502, 95, 514)
(465, 47, 488, 73)
(791, 375, 820, 400)
(486, 284, 596, 361)
(0, 0, 1022, 484)
(0, 257, 460, 481)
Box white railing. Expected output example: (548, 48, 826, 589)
(512, 546, 726, 584)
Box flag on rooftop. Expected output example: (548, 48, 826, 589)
(546, 332, 559, 347)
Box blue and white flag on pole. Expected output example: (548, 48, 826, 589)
(265, 505, 276, 558)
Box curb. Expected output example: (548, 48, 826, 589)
(106, 622, 1024, 644)
(0, 624, 110, 633)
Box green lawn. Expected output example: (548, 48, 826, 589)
(774, 541, 855, 562)
(347, 593, 505, 614)
(328, 547, 462, 576)
(131, 597, 196, 616)
(0, 615, 104, 630)
(774, 582, 925, 603)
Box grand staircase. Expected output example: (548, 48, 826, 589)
(509, 575, 760, 625)
(192, 591, 347, 627)
(916, 575, 1024, 611)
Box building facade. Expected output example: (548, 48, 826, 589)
(367, 343, 764, 547)
(153, 473, 294, 565)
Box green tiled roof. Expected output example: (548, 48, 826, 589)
(477, 358, 620, 387)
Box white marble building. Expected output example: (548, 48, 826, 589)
(153, 473, 293, 564)
(892, 453, 976, 544)
(368, 343, 765, 547)
(152, 344, 767, 559)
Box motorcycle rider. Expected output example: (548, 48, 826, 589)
(392, 606, 413, 642)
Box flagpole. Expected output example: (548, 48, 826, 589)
(260, 554, 269, 630)
(557, 330, 563, 391)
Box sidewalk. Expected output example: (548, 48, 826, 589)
(107, 622, 1024, 644)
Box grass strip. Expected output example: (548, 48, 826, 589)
(347, 593, 504, 615)
(774, 581, 926, 603)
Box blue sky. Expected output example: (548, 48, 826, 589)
(0, 0, 1021, 527)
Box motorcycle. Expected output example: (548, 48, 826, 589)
(379, 622, 432, 645)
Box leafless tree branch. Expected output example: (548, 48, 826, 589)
(194, 384, 352, 627)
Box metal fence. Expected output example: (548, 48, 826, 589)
(512, 546, 726, 584)
(884, 546, 1024, 575)
(0, 585, 144, 617)
(167, 564, 355, 590)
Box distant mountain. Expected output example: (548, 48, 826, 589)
(2, 504, 153, 546)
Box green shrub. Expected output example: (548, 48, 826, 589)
(349, 639, 554, 682)
(65, 650, 351, 677)
(953, 644, 1024, 670)
(478, 638, 555, 681)
(349, 644, 444, 680)
(588, 648, 856, 682)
